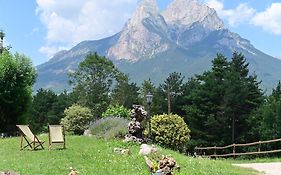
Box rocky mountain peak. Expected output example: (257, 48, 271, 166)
(127, 0, 159, 27)
(107, 0, 169, 62)
(35, 0, 281, 93)
(162, 0, 224, 30)
(140, 0, 158, 11)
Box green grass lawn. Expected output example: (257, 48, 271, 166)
(0, 136, 259, 175)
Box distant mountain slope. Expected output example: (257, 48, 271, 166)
(34, 0, 281, 93)
(34, 33, 120, 91)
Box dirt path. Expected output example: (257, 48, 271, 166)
(233, 162, 281, 175)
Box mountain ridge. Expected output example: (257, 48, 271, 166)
(34, 0, 281, 93)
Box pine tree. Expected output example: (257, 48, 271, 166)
(183, 53, 263, 147)
(111, 74, 140, 108)
(161, 72, 184, 114)
(183, 54, 230, 146)
(225, 52, 263, 143)
(250, 81, 281, 144)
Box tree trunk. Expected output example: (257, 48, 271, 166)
(167, 83, 171, 114)
(232, 114, 235, 143)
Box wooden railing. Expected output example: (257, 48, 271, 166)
(195, 138, 281, 158)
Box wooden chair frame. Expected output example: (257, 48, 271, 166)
(16, 125, 44, 150)
(48, 125, 65, 150)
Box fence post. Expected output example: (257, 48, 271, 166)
(233, 144, 236, 158)
(258, 141, 261, 152)
(214, 146, 217, 158)
(194, 146, 198, 156)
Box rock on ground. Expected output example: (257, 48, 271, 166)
(0, 171, 20, 175)
(139, 144, 158, 156)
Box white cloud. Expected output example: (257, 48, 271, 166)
(227, 4, 256, 26)
(252, 3, 281, 35)
(39, 45, 69, 58)
(206, 1, 281, 35)
(36, 0, 138, 57)
(205, 0, 223, 12)
(205, 0, 255, 26)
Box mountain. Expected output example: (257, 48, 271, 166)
(108, 0, 170, 62)
(34, 0, 281, 93)
(34, 34, 120, 92)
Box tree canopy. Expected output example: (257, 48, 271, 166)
(69, 53, 124, 117)
(27, 89, 73, 133)
(0, 51, 36, 132)
(182, 52, 263, 147)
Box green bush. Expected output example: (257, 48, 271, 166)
(61, 104, 93, 135)
(147, 114, 190, 151)
(89, 116, 130, 139)
(102, 105, 131, 119)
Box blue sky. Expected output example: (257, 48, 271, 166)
(0, 0, 281, 66)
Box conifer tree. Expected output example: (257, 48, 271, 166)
(249, 81, 281, 145)
(183, 53, 263, 147)
(161, 72, 184, 114)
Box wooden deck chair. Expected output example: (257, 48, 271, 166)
(16, 125, 44, 150)
(48, 125, 65, 150)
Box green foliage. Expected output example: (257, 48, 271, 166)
(0, 51, 36, 132)
(89, 116, 130, 139)
(249, 81, 281, 146)
(147, 114, 190, 151)
(69, 52, 123, 117)
(141, 79, 156, 104)
(61, 104, 93, 135)
(111, 74, 140, 108)
(140, 79, 166, 116)
(27, 89, 73, 133)
(28, 89, 57, 132)
(140, 73, 185, 116)
(160, 72, 184, 114)
(182, 52, 263, 148)
(152, 87, 167, 115)
(102, 105, 131, 119)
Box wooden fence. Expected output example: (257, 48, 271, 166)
(195, 138, 281, 158)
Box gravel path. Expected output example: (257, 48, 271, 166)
(233, 162, 281, 175)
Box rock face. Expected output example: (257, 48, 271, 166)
(107, 0, 169, 62)
(162, 0, 224, 49)
(162, 0, 224, 29)
(108, 0, 225, 62)
(35, 0, 281, 92)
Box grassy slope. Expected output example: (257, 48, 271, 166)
(0, 136, 259, 175)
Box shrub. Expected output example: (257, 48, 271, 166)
(89, 116, 130, 139)
(61, 104, 93, 135)
(146, 114, 190, 151)
(102, 105, 131, 119)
